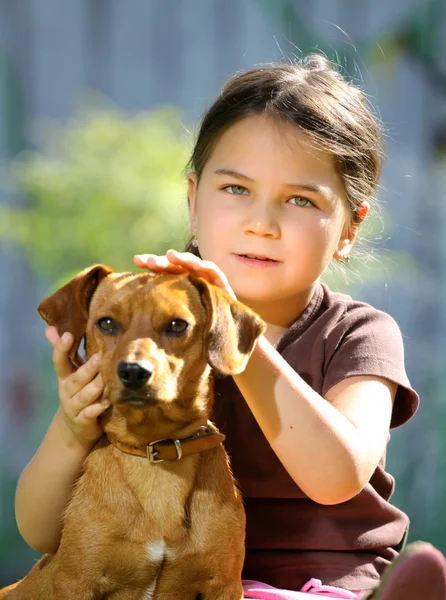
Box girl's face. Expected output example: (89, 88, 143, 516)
(188, 115, 356, 324)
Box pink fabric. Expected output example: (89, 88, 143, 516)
(243, 579, 364, 599)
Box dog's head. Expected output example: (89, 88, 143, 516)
(38, 265, 265, 425)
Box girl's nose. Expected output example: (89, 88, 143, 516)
(243, 204, 281, 239)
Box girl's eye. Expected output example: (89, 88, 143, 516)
(288, 196, 314, 208)
(223, 185, 249, 196)
(165, 319, 189, 336)
(96, 317, 119, 336)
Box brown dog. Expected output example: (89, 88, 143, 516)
(1, 265, 265, 600)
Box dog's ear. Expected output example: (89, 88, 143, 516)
(192, 277, 266, 375)
(38, 264, 113, 365)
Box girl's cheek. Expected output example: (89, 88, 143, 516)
(199, 206, 234, 233)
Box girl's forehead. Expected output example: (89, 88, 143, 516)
(203, 115, 344, 196)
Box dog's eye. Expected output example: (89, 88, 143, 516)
(165, 319, 188, 335)
(96, 317, 119, 335)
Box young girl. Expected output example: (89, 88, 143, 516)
(15, 55, 446, 599)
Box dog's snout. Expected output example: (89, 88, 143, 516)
(117, 360, 152, 389)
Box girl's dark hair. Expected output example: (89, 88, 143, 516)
(185, 54, 384, 254)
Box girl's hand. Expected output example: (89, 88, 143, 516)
(45, 326, 109, 450)
(134, 249, 236, 299)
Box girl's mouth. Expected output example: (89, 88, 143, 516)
(234, 254, 280, 267)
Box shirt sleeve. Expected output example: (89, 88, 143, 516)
(321, 304, 419, 428)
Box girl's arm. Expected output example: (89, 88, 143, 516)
(232, 334, 396, 505)
(15, 329, 107, 554)
(134, 250, 396, 506)
(16, 409, 93, 554)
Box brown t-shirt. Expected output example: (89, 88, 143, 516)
(212, 283, 419, 593)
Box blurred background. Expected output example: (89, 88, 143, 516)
(1, 0, 446, 584)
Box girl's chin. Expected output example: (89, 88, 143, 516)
(234, 288, 278, 305)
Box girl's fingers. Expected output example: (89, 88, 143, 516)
(147, 254, 188, 272)
(135, 251, 236, 299)
(45, 325, 61, 346)
(134, 254, 187, 273)
(166, 250, 221, 279)
(166, 250, 236, 298)
(134, 254, 154, 268)
(135, 251, 200, 273)
(63, 354, 101, 399)
(51, 331, 77, 380)
(66, 373, 105, 416)
(80, 397, 110, 421)
(135, 252, 201, 273)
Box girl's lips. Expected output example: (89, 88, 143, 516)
(234, 254, 281, 268)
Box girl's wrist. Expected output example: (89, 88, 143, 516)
(54, 409, 96, 455)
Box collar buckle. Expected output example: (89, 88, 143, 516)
(147, 438, 184, 463)
(146, 441, 163, 463)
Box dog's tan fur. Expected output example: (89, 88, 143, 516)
(1, 265, 265, 600)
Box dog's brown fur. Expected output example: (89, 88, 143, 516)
(1, 265, 265, 600)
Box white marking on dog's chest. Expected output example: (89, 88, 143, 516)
(146, 538, 175, 563)
(140, 543, 172, 600)
(146, 539, 166, 563)
(140, 580, 156, 599)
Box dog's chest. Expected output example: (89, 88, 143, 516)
(85, 446, 199, 539)
(131, 457, 197, 533)
(118, 453, 202, 570)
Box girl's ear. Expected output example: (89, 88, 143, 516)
(187, 172, 198, 233)
(334, 200, 369, 261)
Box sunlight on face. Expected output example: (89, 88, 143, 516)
(188, 115, 352, 324)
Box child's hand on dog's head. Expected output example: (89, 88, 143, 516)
(134, 249, 236, 300)
(45, 326, 109, 450)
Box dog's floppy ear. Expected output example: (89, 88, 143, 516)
(192, 277, 266, 375)
(38, 264, 113, 365)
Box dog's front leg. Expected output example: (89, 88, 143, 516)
(149, 557, 244, 600)
(198, 580, 245, 600)
(0, 555, 58, 600)
(52, 575, 97, 600)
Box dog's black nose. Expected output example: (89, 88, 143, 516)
(117, 361, 152, 389)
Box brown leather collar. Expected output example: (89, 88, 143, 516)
(107, 423, 226, 463)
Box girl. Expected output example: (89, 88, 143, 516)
(15, 55, 446, 599)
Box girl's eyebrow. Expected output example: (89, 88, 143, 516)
(214, 168, 255, 182)
(285, 182, 331, 201)
(214, 168, 331, 200)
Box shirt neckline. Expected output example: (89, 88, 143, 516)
(275, 283, 324, 354)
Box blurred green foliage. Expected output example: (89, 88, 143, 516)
(1, 104, 191, 283)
